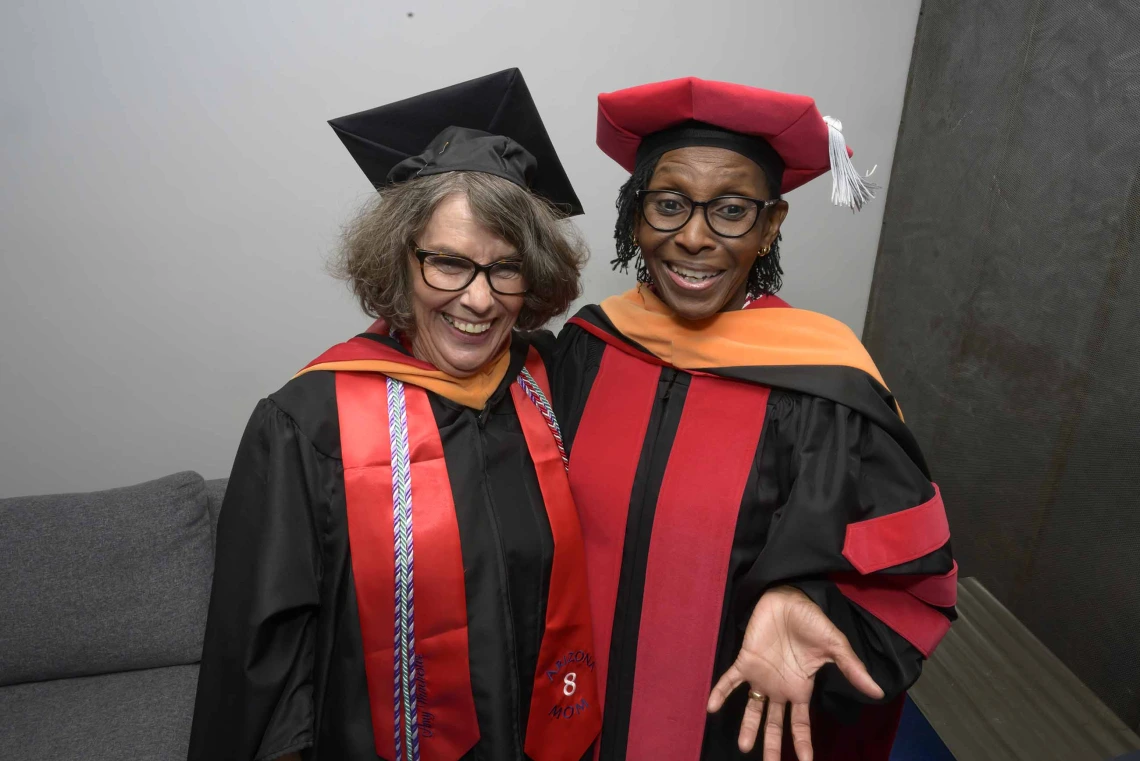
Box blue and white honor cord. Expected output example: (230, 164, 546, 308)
(387, 376, 420, 761)
(516, 367, 569, 471)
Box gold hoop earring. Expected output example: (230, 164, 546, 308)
(759, 245, 771, 256)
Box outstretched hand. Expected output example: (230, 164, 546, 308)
(706, 586, 884, 761)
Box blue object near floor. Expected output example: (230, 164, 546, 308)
(889, 695, 955, 761)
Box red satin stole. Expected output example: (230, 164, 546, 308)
(337, 347, 600, 761)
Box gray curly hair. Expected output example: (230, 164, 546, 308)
(334, 171, 588, 333)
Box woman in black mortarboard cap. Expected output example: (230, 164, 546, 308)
(551, 77, 957, 761)
(189, 69, 601, 761)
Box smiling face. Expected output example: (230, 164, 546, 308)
(636, 146, 788, 320)
(409, 192, 526, 377)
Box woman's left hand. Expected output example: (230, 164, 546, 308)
(706, 585, 885, 761)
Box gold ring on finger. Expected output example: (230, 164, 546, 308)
(748, 690, 767, 702)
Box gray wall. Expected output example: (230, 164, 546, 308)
(0, 0, 920, 498)
(865, 0, 1140, 728)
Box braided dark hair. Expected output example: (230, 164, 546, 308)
(610, 156, 784, 298)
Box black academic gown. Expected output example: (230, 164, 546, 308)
(188, 332, 558, 761)
(552, 311, 955, 761)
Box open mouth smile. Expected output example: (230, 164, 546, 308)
(442, 314, 493, 335)
(664, 261, 726, 290)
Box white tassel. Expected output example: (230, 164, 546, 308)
(823, 116, 878, 212)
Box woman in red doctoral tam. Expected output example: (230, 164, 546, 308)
(552, 78, 956, 761)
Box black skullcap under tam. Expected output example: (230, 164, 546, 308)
(635, 121, 786, 197)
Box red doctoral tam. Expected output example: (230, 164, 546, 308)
(597, 77, 876, 209)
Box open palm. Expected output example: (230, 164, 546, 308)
(706, 586, 884, 761)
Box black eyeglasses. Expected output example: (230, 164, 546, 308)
(413, 248, 528, 295)
(637, 190, 779, 238)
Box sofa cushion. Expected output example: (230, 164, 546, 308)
(0, 471, 213, 685)
(0, 664, 198, 760)
(204, 477, 228, 541)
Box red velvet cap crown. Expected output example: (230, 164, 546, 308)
(596, 77, 850, 194)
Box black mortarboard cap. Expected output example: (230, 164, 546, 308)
(329, 68, 583, 216)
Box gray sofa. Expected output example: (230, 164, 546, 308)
(0, 471, 227, 760)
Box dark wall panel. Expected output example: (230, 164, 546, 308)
(865, 0, 1140, 729)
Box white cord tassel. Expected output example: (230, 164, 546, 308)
(823, 116, 878, 212)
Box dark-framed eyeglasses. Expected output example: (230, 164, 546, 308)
(413, 248, 528, 295)
(636, 189, 779, 238)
